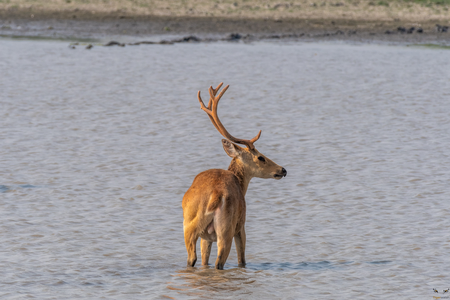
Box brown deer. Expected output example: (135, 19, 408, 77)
(182, 83, 287, 270)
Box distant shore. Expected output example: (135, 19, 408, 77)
(1, 0, 449, 44)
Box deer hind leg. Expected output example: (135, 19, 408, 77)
(183, 221, 199, 267)
(200, 238, 213, 266)
(215, 234, 233, 270)
(215, 217, 234, 270)
(234, 227, 246, 267)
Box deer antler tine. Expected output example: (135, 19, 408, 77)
(208, 86, 215, 109)
(212, 82, 223, 95)
(216, 85, 229, 102)
(250, 130, 262, 143)
(198, 91, 208, 110)
(208, 86, 215, 101)
(199, 89, 223, 133)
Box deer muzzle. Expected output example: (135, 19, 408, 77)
(274, 167, 287, 180)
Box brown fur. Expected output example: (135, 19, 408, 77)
(182, 142, 286, 269)
(182, 83, 286, 270)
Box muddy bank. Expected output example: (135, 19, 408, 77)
(1, 7, 449, 44)
(1, 16, 450, 45)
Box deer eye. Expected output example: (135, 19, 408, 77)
(258, 156, 266, 163)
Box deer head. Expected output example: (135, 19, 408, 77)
(197, 83, 287, 182)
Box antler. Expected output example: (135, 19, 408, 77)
(197, 82, 261, 150)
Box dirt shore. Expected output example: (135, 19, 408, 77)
(1, 1, 449, 44)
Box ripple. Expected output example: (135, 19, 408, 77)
(245, 261, 338, 271)
(1, 39, 449, 299)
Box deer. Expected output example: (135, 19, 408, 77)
(182, 83, 287, 270)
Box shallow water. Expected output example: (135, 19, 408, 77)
(1, 39, 450, 299)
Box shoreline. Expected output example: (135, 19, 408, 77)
(1, 8, 450, 44)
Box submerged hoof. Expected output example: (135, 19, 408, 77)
(187, 259, 197, 267)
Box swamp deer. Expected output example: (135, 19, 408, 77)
(182, 83, 287, 270)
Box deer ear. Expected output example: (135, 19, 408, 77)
(222, 139, 243, 158)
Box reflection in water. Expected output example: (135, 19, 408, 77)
(168, 266, 258, 297)
(167, 261, 345, 298)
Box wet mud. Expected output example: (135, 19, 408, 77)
(64, 26, 450, 50)
(1, 12, 450, 45)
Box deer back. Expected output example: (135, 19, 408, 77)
(182, 169, 246, 235)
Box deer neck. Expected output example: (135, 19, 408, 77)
(228, 158, 252, 196)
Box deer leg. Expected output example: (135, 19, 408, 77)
(215, 235, 233, 270)
(234, 228, 246, 267)
(200, 238, 213, 266)
(184, 223, 198, 267)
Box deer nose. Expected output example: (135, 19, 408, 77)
(281, 167, 287, 177)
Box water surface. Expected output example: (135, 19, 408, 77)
(1, 39, 450, 299)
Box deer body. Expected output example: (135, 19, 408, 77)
(183, 168, 246, 269)
(182, 83, 286, 270)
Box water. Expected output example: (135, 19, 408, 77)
(1, 38, 450, 299)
